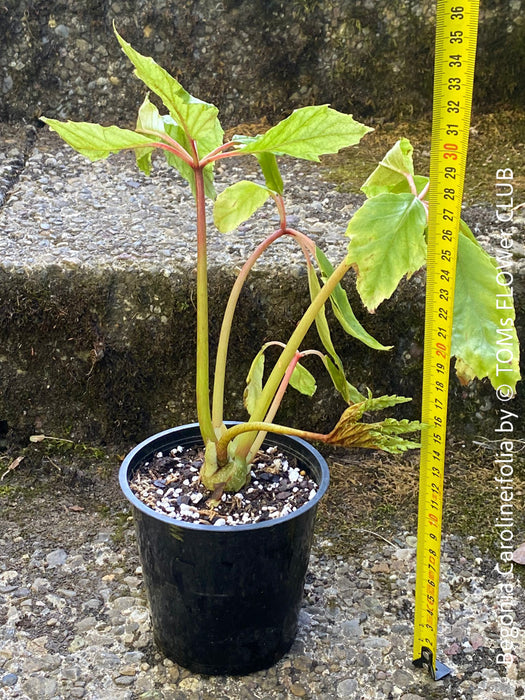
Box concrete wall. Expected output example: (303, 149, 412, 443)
(1, 0, 524, 126)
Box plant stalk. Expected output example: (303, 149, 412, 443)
(231, 258, 352, 458)
(211, 229, 287, 430)
(216, 421, 327, 460)
(211, 227, 319, 431)
(246, 349, 325, 463)
(194, 164, 215, 443)
(245, 352, 301, 463)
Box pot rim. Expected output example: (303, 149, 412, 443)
(119, 422, 330, 533)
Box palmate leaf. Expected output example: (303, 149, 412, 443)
(114, 27, 223, 159)
(345, 193, 427, 312)
(452, 228, 520, 390)
(324, 395, 421, 454)
(40, 118, 156, 161)
(360, 138, 416, 198)
(237, 105, 372, 161)
(214, 181, 271, 233)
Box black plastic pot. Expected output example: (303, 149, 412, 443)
(119, 422, 329, 676)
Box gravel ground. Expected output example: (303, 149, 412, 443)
(0, 450, 524, 700)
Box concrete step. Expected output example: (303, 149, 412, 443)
(0, 125, 523, 447)
(2, 2, 523, 125)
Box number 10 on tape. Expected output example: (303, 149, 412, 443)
(412, 1, 479, 680)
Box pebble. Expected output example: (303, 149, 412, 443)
(1, 673, 18, 687)
(46, 548, 68, 567)
(337, 678, 358, 697)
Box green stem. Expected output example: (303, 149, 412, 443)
(217, 421, 327, 461)
(211, 228, 287, 430)
(194, 162, 215, 444)
(245, 352, 301, 463)
(246, 349, 325, 462)
(234, 258, 351, 459)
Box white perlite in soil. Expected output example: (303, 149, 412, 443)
(129, 444, 319, 526)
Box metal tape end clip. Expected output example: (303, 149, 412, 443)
(413, 646, 452, 681)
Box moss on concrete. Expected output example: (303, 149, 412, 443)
(322, 110, 525, 205)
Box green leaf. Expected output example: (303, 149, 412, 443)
(307, 262, 367, 404)
(390, 175, 429, 197)
(237, 105, 372, 161)
(114, 27, 223, 158)
(322, 355, 367, 404)
(289, 362, 317, 396)
(359, 393, 413, 413)
(458, 217, 480, 246)
(243, 347, 266, 416)
(244, 344, 317, 415)
(135, 94, 165, 175)
(452, 231, 520, 390)
(40, 118, 156, 161)
(361, 138, 416, 198)
(214, 181, 271, 233)
(345, 193, 428, 312)
(255, 152, 284, 195)
(315, 247, 392, 351)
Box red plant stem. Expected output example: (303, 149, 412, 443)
(211, 227, 319, 429)
(134, 132, 195, 166)
(266, 352, 301, 419)
(200, 150, 247, 165)
(274, 194, 287, 230)
(284, 227, 317, 258)
(419, 181, 430, 201)
(405, 172, 418, 197)
(245, 348, 325, 462)
(245, 352, 300, 463)
(199, 141, 240, 167)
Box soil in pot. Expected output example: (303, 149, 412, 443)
(129, 442, 319, 527)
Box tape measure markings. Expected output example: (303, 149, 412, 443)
(413, 1, 480, 680)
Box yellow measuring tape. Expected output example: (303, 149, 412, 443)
(413, 0, 479, 680)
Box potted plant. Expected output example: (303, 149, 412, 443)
(42, 28, 519, 675)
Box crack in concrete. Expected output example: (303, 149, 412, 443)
(0, 123, 37, 209)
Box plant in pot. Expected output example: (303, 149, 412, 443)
(42, 28, 520, 675)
